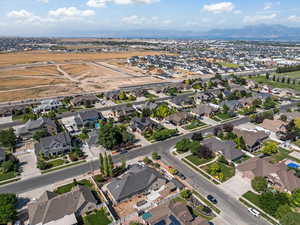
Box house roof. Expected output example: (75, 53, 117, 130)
(202, 137, 244, 161)
(259, 119, 287, 133)
(165, 112, 191, 124)
(131, 117, 156, 131)
(17, 117, 57, 136)
(233, 128, 269, 147)
(78, 110, 102, 121)
(237, 157, 300, 192)
(35, 132, 71, 154)
(192, 104, 216, 115)
(28, 185, 97, 225)
(71, 95, 98, 105)
(107, 165, 166, 202)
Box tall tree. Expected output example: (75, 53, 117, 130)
(107, 154, 114, 177)
(0, 193, 17, 224)
(99, 153, 104, 174)
(0, 128, 16, 150)
(103, 152, 108, 177)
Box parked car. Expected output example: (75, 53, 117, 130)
(208, 222, 215, 225)
(207, 195, 218, 204)
(248, 208, 260, 217)
(177, 172, 186, 180)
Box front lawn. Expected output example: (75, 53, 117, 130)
(144, 92, 157, 99)
(185, 155, 213, 166)
(202, 162, 235, 182)
(54, 179, 93, 194)
(83, 208, 112, 225)
(214, 113, 234, 120)
(0, 171, 17, 182)
(243, 191, 261, 208)
(144, 127, 178, 142)
(48, 159, 65, 168)
(268, 148, 290, 164)
(183, 120, 206, 130)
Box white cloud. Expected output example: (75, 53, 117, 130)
(49, 7, 95, 17)
(86, 0, 159, 8)
(288, 15, 300, 23)
(7, 10, 33, 19)
(38, 0, 49, 3)
(121, 15, 171, 26)
(243, 13, 277, 24)
(234, 10, 242, 14)
(263, 1, 280, 10)
(203, 2, 235, 14)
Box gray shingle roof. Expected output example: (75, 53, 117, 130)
(107, 165, 166, 202)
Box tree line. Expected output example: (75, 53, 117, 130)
(276, 65, 300, 74)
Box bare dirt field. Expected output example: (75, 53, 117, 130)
(0, 50, 163, 67)
(0, 50, 167, 102)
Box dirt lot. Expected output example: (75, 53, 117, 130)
(0, 50, 163, 67)
(0, 65, 61, 77)
(60, 63, 91, 77)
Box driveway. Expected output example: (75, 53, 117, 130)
(201, 116, 220, 126)
(18, 151, 41, 178)
(219, 173, 252, 198)
(0, 116, 12, 124)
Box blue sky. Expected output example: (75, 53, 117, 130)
(1, 0, 300, 36)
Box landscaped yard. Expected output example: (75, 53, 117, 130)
(48, 158, 65, 168)
(214, 113, 234, 120)
(0, 171, 17, 182)
(83, 208, 112, 225)
(202, 162, 235, 182)
(183, 120, 207, 130)
(54, 179, 93, 194)
(267, 148, 291, 164)
(243, 191, 261, 208)
(185, 155, 213, 166)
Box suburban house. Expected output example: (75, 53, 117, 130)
(70, 95, 99, 107)
(220, 100, 243, 112)
(233, 127, 269, 152)
(16, 118, 58, 139)
(192, 104, 218, 118)
(135, 101, 158, 112)
(74, 110, 104, 127)
(106, 164, 167, 204)
(130, 117, 157, 133)
(104, 90, 120, 100)
(170, 96, 194, 108)
(237, 157, 300, 193)
(258, 119, 287, 134)
(110, 105, 136, 121)
(0, 147, 6, 163)
(33, 99, 62, 113)
(165, 112, 193, 126)
(28, 185, 98, 225)
(144, 200, 209, 225)
(0, 104, 32, 117)
(202, 137, 244, 162)
(34, 132, 72, 157)
(194, 92, 214, 104)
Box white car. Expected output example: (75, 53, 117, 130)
(248, 208, 260, 217)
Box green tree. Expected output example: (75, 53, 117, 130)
(99, 153, 104, 174)
(180, 189, 191, 199)
(107, 154, 114, 177)
(152, 104, 173, 120)
(119, 91, 127, 100)
(223, 104, 229, 114)
(1, 160, 15, 173)
(33, 129, 49, 141)
(263, 97, 276, 110)
(143, 157, 152, 164)
(291, 188, 300, 207)
(251, 176, 268, 193)
(191, 132, 203, 141)
(208, 163, 221, 175)
(259, 191, 290, 216)
(37, 160, 49, 170)
(280, 114, 288, 122)
(121, 158, 126, 170)
(262, 141, 278, 155)
(0, 193, 17, 224)
(235, 136, 246, 150)
(98, 123, 123, 150)
(0, 128, 16, 150)
(103, 152, 108, 177)
(152, 152, 161, 160)
(252, 98, 262, 107)
(175, 138, 191, 153)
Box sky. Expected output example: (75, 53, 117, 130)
(1, 0, 300, 36)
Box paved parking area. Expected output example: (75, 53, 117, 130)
(219, 173, 252, 198)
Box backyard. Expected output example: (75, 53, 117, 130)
(83, 208, 112, 225)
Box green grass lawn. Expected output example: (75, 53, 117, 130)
(83, 208, 112, 225)
(218, 62, 240, 68)
(275, 71, 300, 79)
(0, 171, 17, 182)
(243, 191, 261, 208)
(202, 162, 235, 182)
(185, 155, 213, 166)
(184, 120, 206, 130)
(48, 159, 65, 168)
(54, 179, 93, 194)
(144, 92, 157, 99)
(233, 155, 251, 164)
(250, 76, 300, 91)
(215, 113, 233, 120)
(293, 139, 300, 147)
(268, 148, 291, 164)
